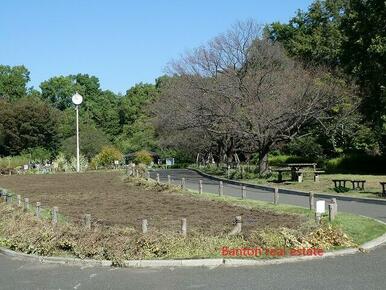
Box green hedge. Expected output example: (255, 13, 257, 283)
(325, 154, 386, 174)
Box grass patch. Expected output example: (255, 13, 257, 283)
(196, 165, 386, 198)
(243, 173, 386, 199)
(181, 188, 386, 247)
(331, 213, 386, 245)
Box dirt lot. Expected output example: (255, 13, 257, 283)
(0, 171, 306, 235)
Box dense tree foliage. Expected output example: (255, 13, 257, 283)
(340, 0, 386, 147)
(268, 0, 386, 156)
(0, 65, 30, 101)
(60, 124, 111, 160)
(267, 0, 347, 68)
(0, 97, 60, 156)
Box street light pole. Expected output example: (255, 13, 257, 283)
(76, 104, 80, 173)
(72, 92, 83, 173)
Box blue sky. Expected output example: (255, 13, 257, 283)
(0, 0, 313, 94)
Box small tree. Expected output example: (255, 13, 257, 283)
(92, 146, 123, 168)
(133, 150, 153, 165)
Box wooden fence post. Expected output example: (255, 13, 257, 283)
(328, 204, 335, 222)
(35, 202, 41, 219)
(156, 173, 160, 183)
(181, 178, 186, 190)
(230, 216, 242, 235)
(273, 187, 279, 205)
(84, 214, 91, 229)
(315, 212, 321, 224)
(331, 198, 337, 216)
(52, 206, 58, 225)
(309, 192, 315, 210)
(167, 175, 171, 185)
(23, 198, 29, 212)
(241, 186, 246, 199)
(6, 193, 12, 204)
(199, 180, 203, 194)
(142, 219, 148, 233)
(219, 181, 224, 196)
(181, 218, 187, 236)
(1, 190, 7, 202)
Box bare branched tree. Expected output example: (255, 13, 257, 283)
(155, 20, 349, 174)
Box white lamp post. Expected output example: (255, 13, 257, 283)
(72, 92, 83, 173)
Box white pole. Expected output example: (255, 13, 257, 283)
(76, 105, 80, 173)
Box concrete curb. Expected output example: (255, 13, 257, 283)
(190, 168, 386, 205)
(2, 232, 386, 268)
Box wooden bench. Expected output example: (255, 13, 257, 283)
(332, 179, 351, 188)
(380, 182, 386, 197)
(332, 179, 366, 190)
(351, 180, 366, 190)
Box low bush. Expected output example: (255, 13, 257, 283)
(133, 150, 153, 165)
(91, 146, 123, 169)
(0, 199, 355, 265)
(0, 155, 29, 169)
(325, 154, 386, 174)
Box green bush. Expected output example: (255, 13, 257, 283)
(0, 155, 29, 169)
(285, 136, 325, 160)
(325, 154, 386, 174)
(21, 147, 51, 163)
(133, 150, 153, 165)
(91, 146, 123, 169)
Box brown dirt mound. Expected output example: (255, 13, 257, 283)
(0, 171, 306, 235)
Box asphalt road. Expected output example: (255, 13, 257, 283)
(151, 169, 386, 223)
(1, 246, 386, 290)
(0, 169, 385, 290)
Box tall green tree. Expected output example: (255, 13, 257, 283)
(340, 0, 386, 142)
(40, 74, 121, 139)
(118, 83, 159, 153)
(40, 75, 76, 110)
(267, 0, 348, 68)
(0, 65, 30, 101)
(119, 83, 158, 126)
(0, 97, 60, 156)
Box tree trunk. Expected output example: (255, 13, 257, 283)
(258, 149, 269, 175)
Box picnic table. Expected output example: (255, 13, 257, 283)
(272, 163, 323, 183)
(271, 167, 291, 182)
(287, 163, 317, 182)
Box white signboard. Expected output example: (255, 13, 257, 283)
(166, 158, 175, 166)
(316, 200, 325, 214)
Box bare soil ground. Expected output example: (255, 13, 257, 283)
(0, 171, 306, 235)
